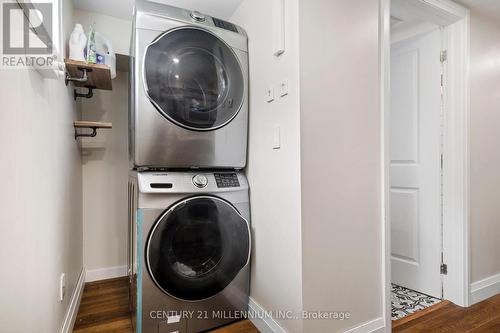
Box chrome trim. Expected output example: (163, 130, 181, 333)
(145, 195, 251, 302)
(141, 26, 245, 132)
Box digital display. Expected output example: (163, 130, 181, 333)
(213, 18, 238, 33)
(214, 173, 240, 188)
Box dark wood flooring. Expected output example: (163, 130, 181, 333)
(73, 277, 133, 333)
(73, 277, 500, 333)
(72, 277, 259, 333)
(393, 293, 500, 332)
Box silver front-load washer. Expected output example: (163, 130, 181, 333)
(128, 171, 251, 333)
(130, 0, 249, 169)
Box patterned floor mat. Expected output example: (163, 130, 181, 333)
(392, 284, 442, 320)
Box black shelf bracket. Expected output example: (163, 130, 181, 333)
(73, 86, 94, 100)
(74, 127, 98, 140)
(65, 67, 96, 100)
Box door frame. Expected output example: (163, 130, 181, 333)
(379, 0, 470, 330)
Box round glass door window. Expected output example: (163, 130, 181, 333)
(143, 27, 245, 131)
(146, 196, 250, 301)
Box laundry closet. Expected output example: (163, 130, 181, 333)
(74, 1, 251, 332)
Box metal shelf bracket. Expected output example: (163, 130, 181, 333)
(73, 86, 94, 100)
(65, 67, 96, 100)
(74, 127, 98, 140)
(65, 67, 91, 86)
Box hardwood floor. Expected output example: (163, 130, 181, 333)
(73, 278, 133, 333)
(393, 293, 500, 332)
(392, 301, 453, 329)
(72, 277, 259, 333)
(74, 277, 500, 333)
(207, 320, 260, 333)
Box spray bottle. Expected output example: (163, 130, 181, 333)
(86, 24, 97, 64)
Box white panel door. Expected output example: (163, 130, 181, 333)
(390, 29, 443, 298)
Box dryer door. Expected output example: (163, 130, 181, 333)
(143, 27, 245, 131)
(146, 196, 250, 301)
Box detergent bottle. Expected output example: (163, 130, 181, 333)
(69, 24, 86, 61)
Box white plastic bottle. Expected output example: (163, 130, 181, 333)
(69, 24, 87, 62)
(95, 32, 116, 79)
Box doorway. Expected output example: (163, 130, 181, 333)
(380, 0, 470, 329)
(389, 22, 444, 319)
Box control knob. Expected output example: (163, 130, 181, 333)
(192, 174, 208, 188)
(190, 11, 206, 22)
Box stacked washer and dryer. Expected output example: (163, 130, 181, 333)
(128, 1, 251, 332)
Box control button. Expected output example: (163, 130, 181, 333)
(190, 11, 206, 22)
(192, 175, 208, 188)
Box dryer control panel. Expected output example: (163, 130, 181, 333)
(214, 173, 240, 188)
(212, 18, 238, 33)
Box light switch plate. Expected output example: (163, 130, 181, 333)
(272, 0, 285, 56)
(279, 79, 289, 97)
(273, 126, 281, 149)
(266, 86, 275, 103)
(59, 273, 66, 302)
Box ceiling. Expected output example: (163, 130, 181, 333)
(454, 0, 500, 21)
(73, 0, 244, 21)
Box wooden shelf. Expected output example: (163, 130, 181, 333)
(74, 121, 112, 129)
(73, 121, 112, 140)
(65, 59, 112, 90)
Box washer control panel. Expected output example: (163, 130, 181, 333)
(192, 174, 208, 188)
(214, 173, 240, 188)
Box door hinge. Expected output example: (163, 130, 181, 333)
(440, 50, 448, 63)
(440, 263, 448, 275)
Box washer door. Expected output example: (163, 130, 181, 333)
(143, 27, 244, 131)
(146, 196, 250, 301)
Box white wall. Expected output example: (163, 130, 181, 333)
(231, 1, 304, 332)
(469, 11, 500, 283)
(232, 0, 383, 332)
(72, 9, 131, 280)
(73, 9, 132, 55)
(0, 1, 83, 332)
(299, 0, 382, 332)
(81, 72, 129, 279)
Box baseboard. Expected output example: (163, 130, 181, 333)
(85, 265, 127, 282)
(247, 297, 287, 333)
(59, 268, 86, 333)
(470, 272, 500, 305)
(343, 317, 385, 333)
(247, 298, 385, 333)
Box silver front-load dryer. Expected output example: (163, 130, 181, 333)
(130, 0, 249, 169)
(128, 171, 251, 333)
